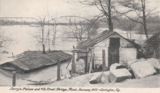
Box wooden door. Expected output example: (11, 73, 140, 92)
(108, 38, 120, 67)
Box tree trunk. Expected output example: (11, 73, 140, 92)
(108, 0, 113, 31)
(52, 25, 57, 50)
(42, 44, 46, 54)
(141, 0, 149, 39)
(47, 30, 51, 52)
(42, 25, 46, 54)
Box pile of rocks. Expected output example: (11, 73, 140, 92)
(89, 58, 160, 84)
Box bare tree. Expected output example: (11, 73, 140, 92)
(117, 0, 157, 39)
(69, 18, 88, 42)
(80, 0, 114, 31)
(37, 17, 46, 54)
(36, 17, 58, 52)
(0, 29, 11, 58)
(64, 16, 100, 43)
(46, 26, 51, 52)
(46, 24, 57, 52)
(51, 18, 57, 50)
(46, 18, 57, 52)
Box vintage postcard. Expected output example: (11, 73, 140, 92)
(0, 0, 160, 93)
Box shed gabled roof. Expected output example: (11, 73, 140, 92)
(1, 51, 72, 72)
(77, 31, 140, 49)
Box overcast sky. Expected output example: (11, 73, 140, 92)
(0, 0, 160, 18)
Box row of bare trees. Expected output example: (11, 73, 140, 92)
(36, 16, 100, 53)
(65, 16, 100, 42)
(80, 0, 158, 39)
(36, 17, 57, 54)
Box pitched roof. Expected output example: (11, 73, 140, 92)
(1, 51, 72, 72)
(77, 31, 140, 49)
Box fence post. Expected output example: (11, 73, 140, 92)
(92, 53, 95, 71)
(57, 61, 61, 81)
(12, 71, 16, 87)
(102, 49, 106, 71)
(85, 52, 87, 73)
(71, 46, 76, 74)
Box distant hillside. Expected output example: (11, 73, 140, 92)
(98, 16, 160, 35)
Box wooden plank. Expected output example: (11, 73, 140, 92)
(12, 71, 16, 87)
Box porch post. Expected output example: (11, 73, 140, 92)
(71, 46, 76, 73)
(89, 47, 94, 73)
(57, 60, 61, 81)
(102, 49, 107, 71)
(85, 48, 90, 73)
(12, 71, 16, 87)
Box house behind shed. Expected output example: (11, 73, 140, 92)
(77, 31, 140, 71)
(144, 32, 160, 58)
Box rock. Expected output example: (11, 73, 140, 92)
(101, 72, 110, 84)
(89, 72, 110, 84)
(127, 58, 146, 68)
(109, 68, 132, 83)
(147, 58, 160, 71)
(89, 72, 102, 84)
(130, 61, 157, 79)
(110, 63, 127, 71)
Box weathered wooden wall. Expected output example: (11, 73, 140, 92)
(92, 34, 137, 68)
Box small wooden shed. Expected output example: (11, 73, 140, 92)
(77, 31, 140, 71)
(0, 51, 72, 73)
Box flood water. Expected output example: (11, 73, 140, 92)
(0, 25, 77, 63)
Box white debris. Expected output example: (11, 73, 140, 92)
(128, 58, 146, 67)
(147, 58, 160, 70)
(101, 72, 110, 84)
(110, 63, 126, 71)
(89, 71, 110, 84)
(130, 61, 157, 79)
(89, 72, 102, 84)
(109, 68, 132, 83)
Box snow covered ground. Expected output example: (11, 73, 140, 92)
(1, 68, 159, 88)
(50, 73, 160, 88)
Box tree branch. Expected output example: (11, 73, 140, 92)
(98, 0, 109, 17)
(113, 6, 144, 24)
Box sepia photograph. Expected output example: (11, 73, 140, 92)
(0, 0, 160, 89)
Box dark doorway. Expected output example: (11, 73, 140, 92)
(108, 38, 120, 67)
